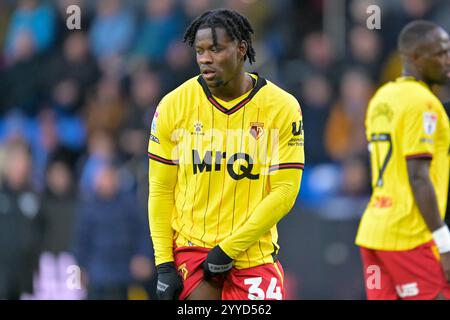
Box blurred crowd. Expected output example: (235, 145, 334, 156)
(0, 0, 449, 299)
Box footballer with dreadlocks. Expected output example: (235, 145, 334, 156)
(148, 9, 304, 300)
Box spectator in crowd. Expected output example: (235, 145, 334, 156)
(3, 0, 56, 62)
(339, 156, 370, 196)
(182, 0, 211, 21)
(53, 0, 89, 46)
(325, 69, 374, 162)
(0, 1, 13, 63)
(119, 68, 162, 204)
(73, 162, 153, 300)
(160, 41, 198, 92)
(302, 31, 338, 81)
(121, 68, 161, 136)
(131, 0, 183, 65)
(89, 0, 136, 61)
(41, 159, 77, 254)
(32, 109, 60, 188)
(44, 31, 100, 116)
(0, 140, 43, 299)
(347, 26, 383, 81)
(0, 30, 43, 115)
(299, 74, 333, 164)
(78, 130, 116, 200)
(83, 76, 125, 135)
(22, 158, 81, 299)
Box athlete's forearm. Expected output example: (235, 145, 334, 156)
(410, 178, 444, 231)
(148, 160, 178, 266)
(219, 169, 302, 259)
(407, 159, 444, 232)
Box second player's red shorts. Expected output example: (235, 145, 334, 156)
(360, 240, 450, 300)
(174, 246, 285, 300)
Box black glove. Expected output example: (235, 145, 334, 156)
(156, 262, 183, 300)
(203, 245, 233, 281)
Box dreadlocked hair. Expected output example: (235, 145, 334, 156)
(183, 9, 256, 64)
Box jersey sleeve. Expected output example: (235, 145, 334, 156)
(147, 96, 179, 266)
(402, 100, 438, 160)
(269, 97, 305, 172)
(219, 168, 302, 259)
(147, 97, 179, 165)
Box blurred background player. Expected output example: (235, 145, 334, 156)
(355, 20, 450, 300)
(148, 9, 304, 300)
(444, 101, 450, 228)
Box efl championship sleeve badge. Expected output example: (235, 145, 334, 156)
(423, 112, 437, 135)
(151, 111, 159, 134)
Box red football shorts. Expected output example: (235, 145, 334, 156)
(174, 246, 285, 300)
(360, 241, 450, 300)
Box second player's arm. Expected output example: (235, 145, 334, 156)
(407, 159, 445, 231)
(407, 159, 450, 282)
(402, 99, 450, 281)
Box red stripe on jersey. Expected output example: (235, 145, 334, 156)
(227, 98, 251, 115)
(269, 163, 304, 172)
(405, 153, 433, 160)
(148, 152, 178, 165)
(208, 97, 228, 113)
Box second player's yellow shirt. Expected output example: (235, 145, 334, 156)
(148, 73, 304, 268)
(356, 76, 450, 250)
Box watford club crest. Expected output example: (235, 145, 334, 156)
(250, 122, 264, 140)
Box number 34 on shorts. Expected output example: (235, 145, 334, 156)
(245, 277, 282, 300)
(222, 261, 286, 300)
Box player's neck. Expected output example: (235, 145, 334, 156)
(209, 70, 253, 102)
(402, 65, 430, 87)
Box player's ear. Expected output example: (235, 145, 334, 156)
(410, 50, 421, 62)
(237, 40, 248, 61)
(412, 52, 428, 70)
(410, 44, 427, 64)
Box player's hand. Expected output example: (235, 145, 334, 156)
(203, 245, 233, 281)
(440, 251, 450, 282)
(156, 262, 183, 300)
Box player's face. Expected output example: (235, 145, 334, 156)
(194, 27, 246, 88)
(417, 28, 450, 85)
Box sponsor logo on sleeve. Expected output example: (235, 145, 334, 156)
(292, 121, 303, 136)
(423, 112, 437, 135)
(420, 137, 434, 144)
(289, 120, 304, 146)
(151, 111, 159, 133)
(149, 134, 160, 144)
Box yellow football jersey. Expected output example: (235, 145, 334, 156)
(148, 73, 304, 268)
(356, 76, 450, 250)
